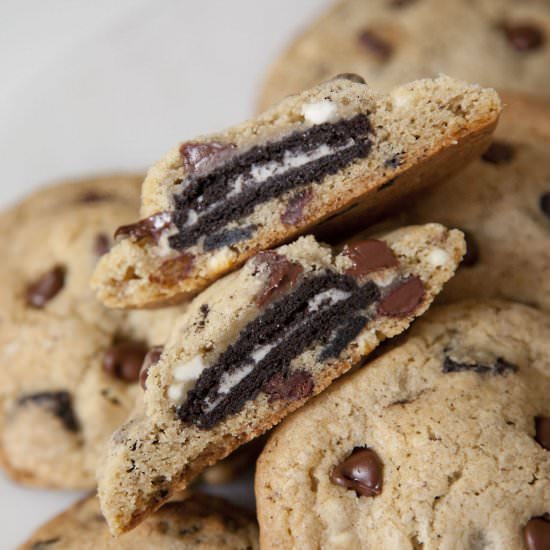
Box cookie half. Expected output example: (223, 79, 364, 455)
(20, 493, 258, 550)
(98, 222, 464, 534)
(92, 75, 499, 308)
(256, 301, 550, 550)
(0, 175, 186, 489)
(404, 92, 550, 310)
(258, 0, 550, 111)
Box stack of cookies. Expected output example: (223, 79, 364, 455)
(4, 1, 550, 548)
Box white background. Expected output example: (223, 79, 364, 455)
(0, 1, 330, 547)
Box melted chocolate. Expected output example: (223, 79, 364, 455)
(524, 517, 550, 550)
(180, 141, 235, 174)
(378, 276, 425, 317)
(443, 355, 518, 376)
(345, 239, 398, 278)
(115, 212, 172, 243)
(358, 30, 393, 60)
(264, 370, 315, 402)
(26, 266, 66, 309)
(169, 115, 372, 250)
(331, 447, 383, 497)
(281, 189, 314, 226)
(503, 23, 545, 52)
(535, 416, 550, 451)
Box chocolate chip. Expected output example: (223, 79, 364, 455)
(540, 193, 550, 220)
(358, 29, 393, 60)
(461, 231, 480, 267)
(203, 225, 257, 251)
(103, 341, 149, 382)
(115, 211, 172, 244)
(254, 251, 304, 307)
(481, 140, 515, 164)
(535, 417, 550, 450)
(378, 276, 424, 317)
(331, 447, 383, 497)
(180, 141, 235, 174)
(264, 370, 314, 402)
(503, 23, 545, 52)
(281, 189, 314, 226)
(149, 253, 195, 285)
(524, 517, 550, 550)
(345, 239, 398, 278)
(18, 391, 79, 432)
(78, 191, 110, 203)
(26, 266, 66, 308)
(94, 233, 111, 257)
(332, 73, 366, 84)
(443, 355, 518, 376)
(139, 346, 164, 390)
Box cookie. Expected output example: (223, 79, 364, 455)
(403, 92, 550, 310)
(0, 175, 186, 489)
(255, 301, 550, 549)
(92, 75, 499, 309)
(97, 223, 465, 534)
(20, 493, 259, 550)
(258, 0, 550, 112)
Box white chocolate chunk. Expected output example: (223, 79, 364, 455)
(173, 355, 206, 382)
(427, 247, 450, 267)
(301, 100, 338, 124)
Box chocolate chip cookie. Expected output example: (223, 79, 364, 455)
(404, 92, 550, 310)
(92, 75, 499, 309)
(256, 301, 550, 549)
(0, 175, 186, 489)
(20, 493, 259, 550)
(258, 0, 550, 111)
(97, 222, 464, 534)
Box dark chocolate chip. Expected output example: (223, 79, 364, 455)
(535, 417, 550, 450)
(180, 141, 236, 174)
(94, 233, 111, 257)
(79, 191, 110, 203)
(358, 29, 393, 60)
(443, 355, 518, 376)
(26, 266, 66, 308)
(378, 276, 424, 317)
(345, 239, 398, 278)
(264, 370, 314, 402)
(461, 231, 479, 267)
(503, 23, 545, 52)
(332, 73, 366, 84)
(18, 391, 79, 432)
(149, 253, 195, 285)
(540, 193, 550, 220)
(524, 517, 550, 550)
(481, 141, 515, 164)
(115, 211, 172, 243)
(103, 341, 149, 383)
(331, 447, 383, 497)
(140, 346, 164, 390)
(203, 225, 257, 251)
(254, 251, 304, 307)
(281, 189, 314, 226)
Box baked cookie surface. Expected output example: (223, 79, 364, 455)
(92, 75, 499, 308)
(258, 0, 550, 111)
(20, 493, 259, 550)
(404, 93, 550, 310)
(98, 222, 464, 534)
(0, 175, 184, 489)
(256, 301, 550, 550)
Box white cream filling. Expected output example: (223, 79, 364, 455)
(218, 363, 255, 395)
(308, 288, 352, 312)
(169, 355, 207, 404)
(427, 247, 450, 267)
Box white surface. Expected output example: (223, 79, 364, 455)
(0, 1, 330, 547)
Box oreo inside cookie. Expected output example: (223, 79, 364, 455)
(177, 270, 382, 428)
(168, 115, 372, 251)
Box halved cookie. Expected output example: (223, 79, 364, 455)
(92, 75, 500, 308)
(98, 222, 464, 534)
